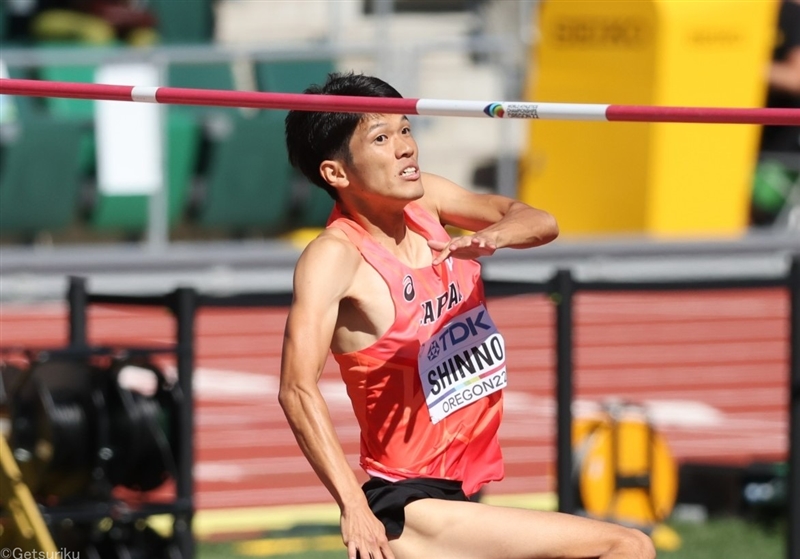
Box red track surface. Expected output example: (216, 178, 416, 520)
(0, 289, 788, 510)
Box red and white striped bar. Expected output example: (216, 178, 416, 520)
(2, 78, 799, 126)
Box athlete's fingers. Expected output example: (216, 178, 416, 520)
(436, 242, 496, 264)
(431, 242, 453, 265)
(380, 542, 397, 559)
(464, 235, 496, 256)
(430, 235, 497, 265)
(473, 235, 496, 250)
(427, 239, 448, 251)
(355, 546, 383, 559)
(456, 236, 494, 252)
(438, 236, 473, 262)
(428, 238, 454, 265)
(350, 540, 388, 559)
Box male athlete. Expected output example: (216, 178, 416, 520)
(279, 73, 656, 559)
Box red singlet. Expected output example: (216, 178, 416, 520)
(328, 202, 505, 496)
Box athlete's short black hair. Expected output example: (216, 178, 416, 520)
(285, 72, 403, 200)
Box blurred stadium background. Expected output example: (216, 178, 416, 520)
(0, 0, 798, 558)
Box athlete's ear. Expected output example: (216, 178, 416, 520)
(320, 160, 349, 191)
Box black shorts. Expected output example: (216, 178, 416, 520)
(361, 477, 471, 537)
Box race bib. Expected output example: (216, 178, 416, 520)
(418, 304, 507, 424)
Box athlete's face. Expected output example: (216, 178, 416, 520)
(323, 113, 423, 204)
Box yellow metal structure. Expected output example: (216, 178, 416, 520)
(573, 405, 678, 527)
(519, 0, 779, 237)
(0, 434, 58, 553)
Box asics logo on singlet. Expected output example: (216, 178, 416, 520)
(419, 282, 463, 325)
(403, 275, 416, 302)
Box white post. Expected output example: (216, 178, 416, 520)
(94, 61, 167, 249)
(327, 1, 345, 45)
(374, 0, 395, 80)
(146, 57, 170, 251)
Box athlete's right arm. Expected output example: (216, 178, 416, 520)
(278, 233, 395, 559)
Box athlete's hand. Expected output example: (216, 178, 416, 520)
(429, 235, 497, 265)
(341, 506, 395, 559)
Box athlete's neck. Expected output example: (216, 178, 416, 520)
(340, 199, 411, 246)
(339, 200, 432, 268)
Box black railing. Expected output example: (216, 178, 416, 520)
(66, 278, 198, 559)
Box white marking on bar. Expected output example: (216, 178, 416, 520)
(131, 86, 160, 103)
(416, 99, 495, 117)
(416, 99, 609, 120)
(529, 103, 609, 120)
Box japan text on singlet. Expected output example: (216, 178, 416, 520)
(328, 202, 505, 496)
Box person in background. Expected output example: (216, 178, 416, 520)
(7, 0, 158, 46)
(752, 0, 800, 226)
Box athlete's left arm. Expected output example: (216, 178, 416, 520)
(420, 172, 559, 264)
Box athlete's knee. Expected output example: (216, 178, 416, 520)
(609, 527, 656, 559)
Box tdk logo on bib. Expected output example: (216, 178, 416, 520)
(418, 304, 507, 424)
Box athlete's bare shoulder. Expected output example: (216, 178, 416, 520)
(296, 227, 361, 274)
(311, 226, 357, 251)
(292, 228, 362, 301)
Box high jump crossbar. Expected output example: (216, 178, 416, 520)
(1, 78, 799, 125)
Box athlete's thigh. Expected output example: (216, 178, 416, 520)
(389, 498, 640, 559)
